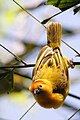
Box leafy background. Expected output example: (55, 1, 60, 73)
(0, 0, 80, 120)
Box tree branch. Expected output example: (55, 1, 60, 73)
(73, 62, 80, 66)
(0, 61, 80, 70)
(0, 64, 35, 69)
(0, 67, 32, 80)
(62, 40, 80, 56)
(0, 44, 27, 65)
(68, 93, 80, 100)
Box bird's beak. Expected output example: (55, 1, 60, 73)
(34, 89, 41, 95)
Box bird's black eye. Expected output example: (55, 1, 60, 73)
(39, 85, 42, 88)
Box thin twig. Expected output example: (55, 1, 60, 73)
(41, 11, 62, 24)
(0, 64, 35, 69)
(0, 44, 27, 65)
(0, 68, 14, 80)
(1, 61, 80, 70)
(19, 102, 36, 120)
(68, 93, 80, 100)
(0, 67, 32, 80)
(42, 0, 80, 24)
(68, 109, 80, 120)
(13, 0, 46, 28)
(73, 62, 80, 66)
(61, 40, 80, 56)
(12, 1, 80, 57)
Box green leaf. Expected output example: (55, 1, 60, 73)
(46, 0, 80, 11)
(42, 0, 80, 24)
(73, 6, 80, 14)
(0, 70, 13, 94)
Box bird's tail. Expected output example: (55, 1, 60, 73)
(47, 22, 62, 49)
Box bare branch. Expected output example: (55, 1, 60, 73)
(0, 44, 27, 65)
(13, 0, 46, 28)
(0, 67, 32, 80)
(0, 64, 35, 69)
(41, 11, 62, 24)
(1, 60, 80, 70)
(73, 62, 80, 66)
(68, 93, 80, 100)
(19, 102, 36, 120)
(62, 40, 80, 56)
(68, 109, 80, 120)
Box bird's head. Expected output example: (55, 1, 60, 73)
(29, 79, 64, 109)
(29, 79, 56, 108)
(29, 79, 52, 96)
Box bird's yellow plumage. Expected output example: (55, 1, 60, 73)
(29, 22, 70, 109)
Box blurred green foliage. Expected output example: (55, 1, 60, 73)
(46, 0, 80, 11)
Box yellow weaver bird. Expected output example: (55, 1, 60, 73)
(29, 22, 70, 109)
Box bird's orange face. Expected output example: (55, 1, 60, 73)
(29, 80, 52, 95)
(29, 79, 64, 108)
(29, 79, 65, 109)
